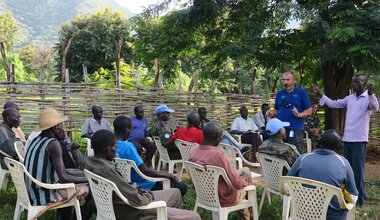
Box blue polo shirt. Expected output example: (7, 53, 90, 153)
(116, 140, 156, 190)
(128, 117, 148, 140)
(274, 86, 311, 130)
(288, 149, 358, 219)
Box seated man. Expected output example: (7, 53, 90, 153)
(114, 116, 187, 196)
(258, 118, 299, 174)
(149, 104, 180, 159)
(24, 108, 93, 220)
(3, 102, 26, 143)
(230, 106, 263, 162)
(198, 107, 210, 129)
(167, 112, 204, 145)
(189, 122, 252, 220)
(128, 106, 156, 166)
(0, 108, 20, 169)
(253, 103, 270, 141)
(86, 129, 200, 220)
(288, 129, 358, 220)
(81, 105, 112, 138)
(305, 103, 322, 149)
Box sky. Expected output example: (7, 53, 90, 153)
(115, 0, 159, 14)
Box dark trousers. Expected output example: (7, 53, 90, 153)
(151, 181, 188, 197)
(285, 129, 304, 154)
(241, 133, 262, 162)
(343, 142, 367, 206)
(130, 139, 157, 166)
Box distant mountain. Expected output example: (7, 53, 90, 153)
(2, 0, 134, 45)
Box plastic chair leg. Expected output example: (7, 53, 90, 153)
(13, 200, 22, 220)
(281, 195, 290, 220)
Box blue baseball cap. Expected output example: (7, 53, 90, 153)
(266, 118, 290, 135)
(155, 104, 175, 114)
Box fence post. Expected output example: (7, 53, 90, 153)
(9, 64, 16, 102)
(39, 70, 45, 107)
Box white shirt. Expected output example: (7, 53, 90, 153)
(253, 112, 267, 129)
(230, 117, 259, 132)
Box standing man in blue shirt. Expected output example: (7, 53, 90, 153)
(129, 106, 156, 167)
(266, 71, 312, 154)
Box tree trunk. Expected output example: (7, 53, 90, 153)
(115, 39, 123, 89)
(322, 60, 354, 135)
(0, 42, 11, 81)
(61, 36, 74, 82)
(250, 68, 257, 95)
(188, 70, 199, 92)
(153, 58, 160, 88)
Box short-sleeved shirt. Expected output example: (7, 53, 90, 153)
(81, 118, 112, 136)
(129, 117, 148, 140)
(230, 117, 259, 132)
(258, 139, 299, 167)
(168, 127, 204, 144)
(274, 86, 311, 130)
(116, 140, 156, 190)
(149, 119, 177, 145)
(287, 149, 358, 219)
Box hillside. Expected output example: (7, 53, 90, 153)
(2, 0, 134, 45)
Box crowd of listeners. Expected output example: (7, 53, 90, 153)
(0, 71, 376, 220)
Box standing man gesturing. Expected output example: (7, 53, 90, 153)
(312, 75, 379, 206)
(266, 71, 312, 154)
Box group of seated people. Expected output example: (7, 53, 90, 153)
(0, 101, 356, 220)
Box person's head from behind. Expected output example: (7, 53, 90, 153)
(198, 107, 207, 120)
(4, 102, 19, 111)
(91, 105, 103, 120)
(261, 103, 270, 115)
(187, 112, 201, 129)
(134, 105, 144, 119)
(239, 106, 248, 119)
(113, 116, 132, 141)
(91, 129, 116, 160)
(2, 108, 21, 128)
(282, 70, 296, 92)
(266, 118, 290, 140)
(155, 104, 175, 122)
(319, 129, 342, 151)
(203, 122, 222, 147)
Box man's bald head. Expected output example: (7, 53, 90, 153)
(187, 112, 200, 128)
(320, 129, 342, 151)
(203, 122, 222, 146)
(2, 108, 20, 128)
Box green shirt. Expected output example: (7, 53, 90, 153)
(258, 138, 300, 167)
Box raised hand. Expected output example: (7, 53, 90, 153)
(367, 83, 374, 95)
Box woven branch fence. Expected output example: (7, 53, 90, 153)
(1, 81, 380, 150)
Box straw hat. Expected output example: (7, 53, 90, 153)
(37, 108, 68, 131)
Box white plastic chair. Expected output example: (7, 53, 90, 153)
(185, 161, 259, 220)
(304, 131, 312, 153)
(174, 139, 198, 178)
(0, 149, 11, 190)
(256, 152, 291, 220)
(218, 143, 262, 180)
(84, 169, 167, 220)
(4, 157, 82, 220)
(279, 176, 356, 220)
(14, 141, 25, 163)
(114, 158, 170, 189)
(152, 136, 183, 178)
(84, 138, 94, 156)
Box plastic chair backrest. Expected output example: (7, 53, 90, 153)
(114, 158, 136, 182)
(217, 143, 240, 169)
(4, 157, 30, 206)
(14, 141, 25, 163)
(185, 161, 232, 208)
(280, 176, 353, 220)
(84, 169, 119, 220)
(256, 152, 290, 192)
(153, 136, 171, 161)
(85, 138, 94, 156)
(175, 139, 198, 163)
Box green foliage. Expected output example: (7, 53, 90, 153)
(0, 52, 39, 82)
(56, 8, 132, 82)
(0, 11, 20, 48)
(90, 60, 154, 89)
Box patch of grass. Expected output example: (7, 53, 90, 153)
(356, 180, 380, 219)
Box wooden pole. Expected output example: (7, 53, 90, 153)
(61, 36, 74, 83)
(0, 42, 11, 82)
(10, 64, 16, 102)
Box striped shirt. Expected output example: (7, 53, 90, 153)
(24, 135, 56, 205)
